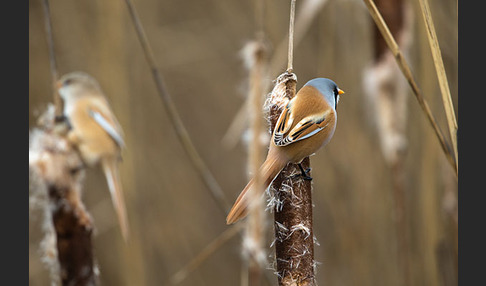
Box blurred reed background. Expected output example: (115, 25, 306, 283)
(29, 0, 457, 285)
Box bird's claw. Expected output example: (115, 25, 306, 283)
(291, 164, 313, 181)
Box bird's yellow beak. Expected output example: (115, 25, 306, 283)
(338, 88, 345, 95)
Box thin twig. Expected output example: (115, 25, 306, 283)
(362, 0, 457, 175)
(122, 0, 230, 213)
(417, 0, 458, 171)
(270, 0, 328, 77)
(41, 0, 62, 117)
(287, 0, 296, 72)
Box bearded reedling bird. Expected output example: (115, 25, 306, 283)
(226, 78, 344, 224)
(57, 72, 129, 241)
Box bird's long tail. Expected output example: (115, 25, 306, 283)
(226, 155, 287, 224)
(101, 157, 129, 241)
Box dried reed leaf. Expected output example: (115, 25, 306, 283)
(417, 0, 458, 169)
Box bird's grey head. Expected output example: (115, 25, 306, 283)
(304, 78, 344, 110)
(57, 71, 102, 101)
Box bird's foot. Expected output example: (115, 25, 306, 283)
(290, 163, 313, 181)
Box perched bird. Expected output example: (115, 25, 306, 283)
(57, 72, 129, 241)
(226, 78, 344, 224)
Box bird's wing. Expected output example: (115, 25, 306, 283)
(88, 101, 125, 148)
(273, 98, 295, 141)
(273, 109, 332, 147)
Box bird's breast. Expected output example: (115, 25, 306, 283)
(65, 100, 120, 165)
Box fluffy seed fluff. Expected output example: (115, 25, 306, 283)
(263, 72, 297, 131)
(29, 105, 93, 283)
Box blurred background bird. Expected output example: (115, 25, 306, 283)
(226, 78, 344, 224)
(57, 71, 130, 241)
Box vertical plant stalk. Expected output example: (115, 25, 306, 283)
(243, 2, 269, 284)
(122, 0, 230, 213)
(286, 0, 296, 73)
(362, 0, 457, 175)
(244, 39, 269, 286)
(270, 0, 328, 77)
(41, 0, 62, 118)
(272, 156, 315, 286)
(50, 183, 97, 286)
(417, 0, 458, 170)
(30, 107, 97, 286)
(366, 0, 412, 284)
(267, 3, 316, 284)
(267, 72, 316, 286)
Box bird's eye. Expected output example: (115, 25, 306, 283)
(63, 79, 73, 86)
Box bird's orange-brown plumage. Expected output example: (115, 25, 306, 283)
(59, 72, 130, 241)
(226, 84, 338, 224)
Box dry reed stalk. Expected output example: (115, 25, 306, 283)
(362, 0, 457, 175)
(122, 0, 230, 213)
(243, 1, 269, 283)
(41, 0, 62, 118)
(417, 0, 458, 170)
(265, 3, 317, 284)
(243, 39, 269, 286)
(363, 2, 413, 283)
(270, 0, 328, 77)
(30, 106, 97, 286)
(265, 72, 316, 286)
(287, 0, 296, 72)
